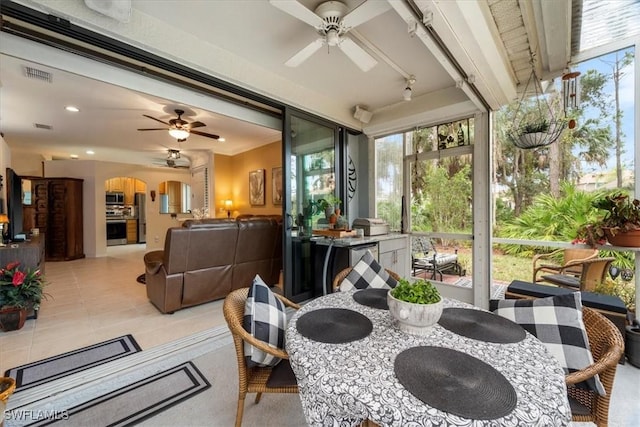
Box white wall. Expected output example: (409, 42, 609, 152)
(44, 160, 191, 257)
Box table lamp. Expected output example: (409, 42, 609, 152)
(224, 200, 233, 218)
(0, 214, 9, 246)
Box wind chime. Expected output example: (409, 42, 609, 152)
(562, 70, 581, 129)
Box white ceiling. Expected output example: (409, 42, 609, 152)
(0, 0, 573, 168)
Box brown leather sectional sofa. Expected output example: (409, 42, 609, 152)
(143, 216, 282, 314)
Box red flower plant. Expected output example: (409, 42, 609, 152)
(0, 261, 48, 309)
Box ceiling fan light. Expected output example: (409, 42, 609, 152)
(326, 29, 340, 46)
(403, 87, 412, 101)
(168, 128, 189, 140)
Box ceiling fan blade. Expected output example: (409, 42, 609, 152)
(188, 121, 206, 129)
(143, 114, 170, 125)
(285, 38, 324, 67)
(338, 37, 377, 72)
(269, 0, 323, 27)
(190, 129, 220, 140)
(137, 128, 168, 131)
(341, 0, 391, 29)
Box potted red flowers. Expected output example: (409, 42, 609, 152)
(0, 261, 48, 331)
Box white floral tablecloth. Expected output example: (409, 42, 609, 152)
(285, 291, 571, 427)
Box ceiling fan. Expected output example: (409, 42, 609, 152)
(138, 109, 220, 141)
(152, 149, 190, 169)
(270, 0, 391, 72)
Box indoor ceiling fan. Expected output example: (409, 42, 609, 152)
(270, 0, 391, 72)
(138, 109, 220, 142)
(152, 149, 190, 169)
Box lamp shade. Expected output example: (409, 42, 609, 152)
(168, 128, 189, 140)
(0, 214, 9, 223)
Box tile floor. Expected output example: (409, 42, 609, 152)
(0, 244, 225, 373)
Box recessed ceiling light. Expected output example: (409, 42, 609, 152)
(70, 154, 79, 159)
(86, 150, 95, 155)
(65, 106, 80, 112)
(218, 137, 226, 142)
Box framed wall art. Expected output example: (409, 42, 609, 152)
(272, 167, 283, 205)
(249, 169, 265, 206)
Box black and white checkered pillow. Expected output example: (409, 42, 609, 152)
(493, 292, 605, 395)
(339, 250, 398, 292)
(243, 275, 286, 368)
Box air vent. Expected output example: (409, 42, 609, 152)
(23, 66, 53, 83)
(34, 123, 53, 130)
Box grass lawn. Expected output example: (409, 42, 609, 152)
(452, 248, 533, 284)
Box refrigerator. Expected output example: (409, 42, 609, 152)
(135, 193, 146, 243)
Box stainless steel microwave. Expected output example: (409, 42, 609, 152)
(106, 192, 124, 205)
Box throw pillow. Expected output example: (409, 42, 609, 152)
(339, 250, 398, 292)
(243, 275, 286, 368)
(492, 293, 605, 395)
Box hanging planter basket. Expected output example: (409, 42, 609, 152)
(511, 120, 566, 149)
(509, 54, 566, 150)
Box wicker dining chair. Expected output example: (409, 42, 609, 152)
(223, 287, 301, 427)
(566, 307, 624, 426)
(541, 257, 615, 292)
(332, 266, 401, 292)
(532, 248, 599, 283)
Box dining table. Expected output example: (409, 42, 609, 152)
(285, 289, 572, 426)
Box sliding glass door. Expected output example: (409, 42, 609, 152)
(282, 110, 341, 301)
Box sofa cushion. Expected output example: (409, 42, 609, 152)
(339, 250, 398, 292)
(492, 292, 605, 395)
(507, 280, 627, 314)
(243, 275, 286, 367)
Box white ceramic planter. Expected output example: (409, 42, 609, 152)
(387, 291, 443, 335)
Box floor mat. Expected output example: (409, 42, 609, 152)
(26, 362, 209, 427)
(5, 335, 141, 392)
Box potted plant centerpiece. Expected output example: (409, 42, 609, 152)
(576, 193, 640, 247)
(0, 261, 48, 331)
(316, 194, 342, 220)
(387, 278, 443, 335)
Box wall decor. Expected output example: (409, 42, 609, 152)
(347, 156, 357, 201)
(249, 169, 265, 206)
(272, 167, 283, 205)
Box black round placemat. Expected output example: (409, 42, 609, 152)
(438, 308, 526, 343)
(353, 288, 389, 310)
(394, 346, 517, 420)
(296, 308, 373, 343)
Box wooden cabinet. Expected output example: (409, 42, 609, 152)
(126, 219, 137, 244)
(32, 178, 84, 261)
(167, 181, 181, 213)
(135, 179, 146, 193)
(105, 177, 124, 192)
(124, 179, 135, 205)
(379, 236, 410, 278)
(105, 177, 145, 204)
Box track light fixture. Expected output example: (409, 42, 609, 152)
(403, 75, 416, 101)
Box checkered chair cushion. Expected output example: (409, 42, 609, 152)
(493, 292, 605, 395)
(243, 275, 286, 368)
(339, 250, 398, 292)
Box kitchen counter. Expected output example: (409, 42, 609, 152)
(311, 232, 410, 295)
(312, 232, 406, 247)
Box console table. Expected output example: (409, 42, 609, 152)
(0, 235, 45, 273)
